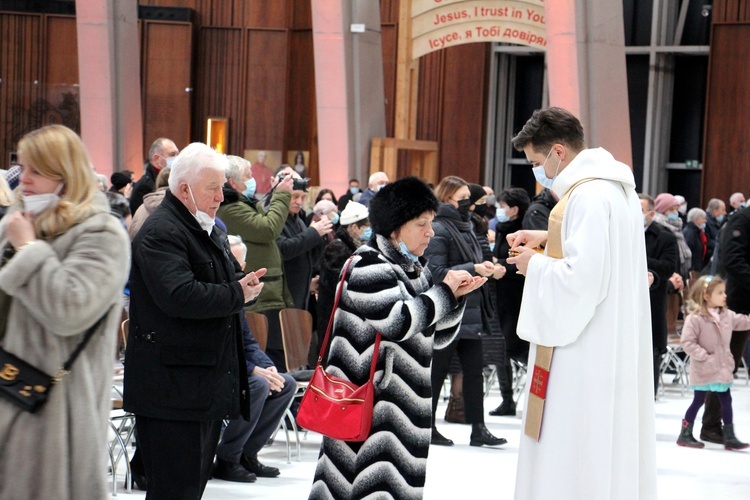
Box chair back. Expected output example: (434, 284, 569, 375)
(279, 308, 313, 373)
(245, 311, 269, 351)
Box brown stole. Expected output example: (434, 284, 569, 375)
(524, 178, 596, 441)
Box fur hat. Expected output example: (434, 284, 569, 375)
(369, 176, 438, 237)
(654, 193, 680, 214)
(340, 201, 368, 225)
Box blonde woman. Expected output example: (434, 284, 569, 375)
(0, 125, 130, 499)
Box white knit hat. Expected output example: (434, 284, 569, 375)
(339, 201, 369, 225)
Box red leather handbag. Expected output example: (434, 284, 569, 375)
(296, 257, 382, 442)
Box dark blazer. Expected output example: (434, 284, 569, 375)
(124, 190, 250, 421)
(129, 164, 159, 214)
(277, 213, 327, 310)
(240, 313, 273, 373)
(645, 222, 679, 353)
(719, 206, 750, 314)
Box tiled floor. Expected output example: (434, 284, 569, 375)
(109, 375, 750, 499)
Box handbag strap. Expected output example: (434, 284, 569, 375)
(53, 311, 110, 382)
(317, 256, 382, 379)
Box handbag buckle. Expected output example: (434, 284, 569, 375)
(52, 369, 70, 384)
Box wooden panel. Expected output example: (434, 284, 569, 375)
(702, 23, 750, 206)
(380, 0, 399, 24)
(244, 29, 288, 150)
(194, 27, 243, 155)
(285, 30, 315, 152)
(435, 43, 489, 183)
(45, 16, 77, 86)
(417, 50, 445, 142)
(381, 24, 397, 138)
(0, 13, 43, 164)
(245, 0, 289, 29)
(291, 0, 312, 30)
(141, 21, 193, 156)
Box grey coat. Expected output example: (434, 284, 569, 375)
(0, 194, 130, 500)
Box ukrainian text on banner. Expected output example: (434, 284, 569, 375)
(411, 0, 546, 58)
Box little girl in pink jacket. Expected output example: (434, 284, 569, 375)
(677, 275, 750, 450)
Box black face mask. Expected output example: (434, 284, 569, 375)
(456, 198, 473, 216)
(473, 204, 487, 217)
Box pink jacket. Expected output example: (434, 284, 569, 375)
(681, 309, 750, 386)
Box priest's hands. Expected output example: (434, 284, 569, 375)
(443, 270, 487, 298)
(506, 230, 548, 276)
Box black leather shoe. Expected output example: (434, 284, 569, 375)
(700, 427, 724, 444)
(470, 423, 507, 447)
(431, 427, 454, 446)
(213, 459, 257, 483)
(489, 399, 516, 417)
(127, 471, 148, 491)
(241, 454, 280, 478)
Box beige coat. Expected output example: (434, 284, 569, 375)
(681, 309, 750, 386)
(128, 187, 166, 240)
(0, 193, 130, 500)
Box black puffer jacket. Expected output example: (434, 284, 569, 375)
(124, 190, 250, 421)
(719, 206, 750, 314)
(424, 203, 490, 338)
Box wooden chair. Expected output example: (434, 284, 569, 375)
(245, 311, 268, 351)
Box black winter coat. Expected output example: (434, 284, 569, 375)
(683, 222, 709, 272)
(425, 203, 489, 339)
(493, 217, 528, 359)
(522, 188, 557, 230)
(277, 213, 327, 310)
(719, 206, 750, 314)
(317, 227, 359, 338)
(129, 164, 159, 214)
(124, 190, 250, 421)
(645, 222, 679, 353)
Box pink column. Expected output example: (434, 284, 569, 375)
(545, 0, 633, 167)
(75, 0, 142, 177)
(311, 1, 351, 197)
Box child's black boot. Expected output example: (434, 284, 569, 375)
(676, 419, 704, 448)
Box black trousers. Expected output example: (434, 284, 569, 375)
(135, 416, 222, 500)
(432, 337, 485, 424)
(702, 330, 750, 431)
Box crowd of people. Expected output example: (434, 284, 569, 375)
(1, 108, 749, 499)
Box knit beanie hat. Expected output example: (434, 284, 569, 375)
(110, 172, 132, 190)
(369, 176, 439, 237)
(654, 193, 680, 214)
(469, 184, 487, 204)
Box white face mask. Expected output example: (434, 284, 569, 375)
(188, 185, 215, 235)
(532, 148, 561, 189)
(165, 156, 176, 168)
(23, 182, 64, 215)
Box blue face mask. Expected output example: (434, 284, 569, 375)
(699, 223, 707, 230)
(717, 215, 725, 224)
(242, 178, 257, 199)
(489, 242, 495, 252)
(399, 241, 419, 263)
(531, 148, 561, 189)
(330, 213, 340, 225)
(349, 187, 360, 195)
(360, 227, 372, 242)
(496, 208, 510, 223)
(667, 212, 680, 221)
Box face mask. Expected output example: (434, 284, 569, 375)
(473, 204, 487, 217)
(741, 202, 747, 209)
(678, 203, 687, 215)
(716, 215, 725, 224)
(242, 178, 257, 199)
(667, 212, 680, 221)
(532, 148, 561, 189)
(330, 213, 340, 225)
(23, 182, 64, 215)
(699, 223, 706, 231)
(377, 184, 385, 192)
(349, 187, 360, 195)
(496, 208, 510, 224)
(165, 156, 176, 169)
(188, 185, 215, 235)
(456, 198, 472, 216)
(360, 227, 372, 242)
(398, 241, 419, 263)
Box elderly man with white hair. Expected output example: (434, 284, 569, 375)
(729, 192, 746, 215)
(357, 171, 389, 207)
(124, 143, 265, 498)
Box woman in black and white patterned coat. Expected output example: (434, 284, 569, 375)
(309, 177, 487, 500)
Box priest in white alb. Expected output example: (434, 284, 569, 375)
(506, 107, 657, 499)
